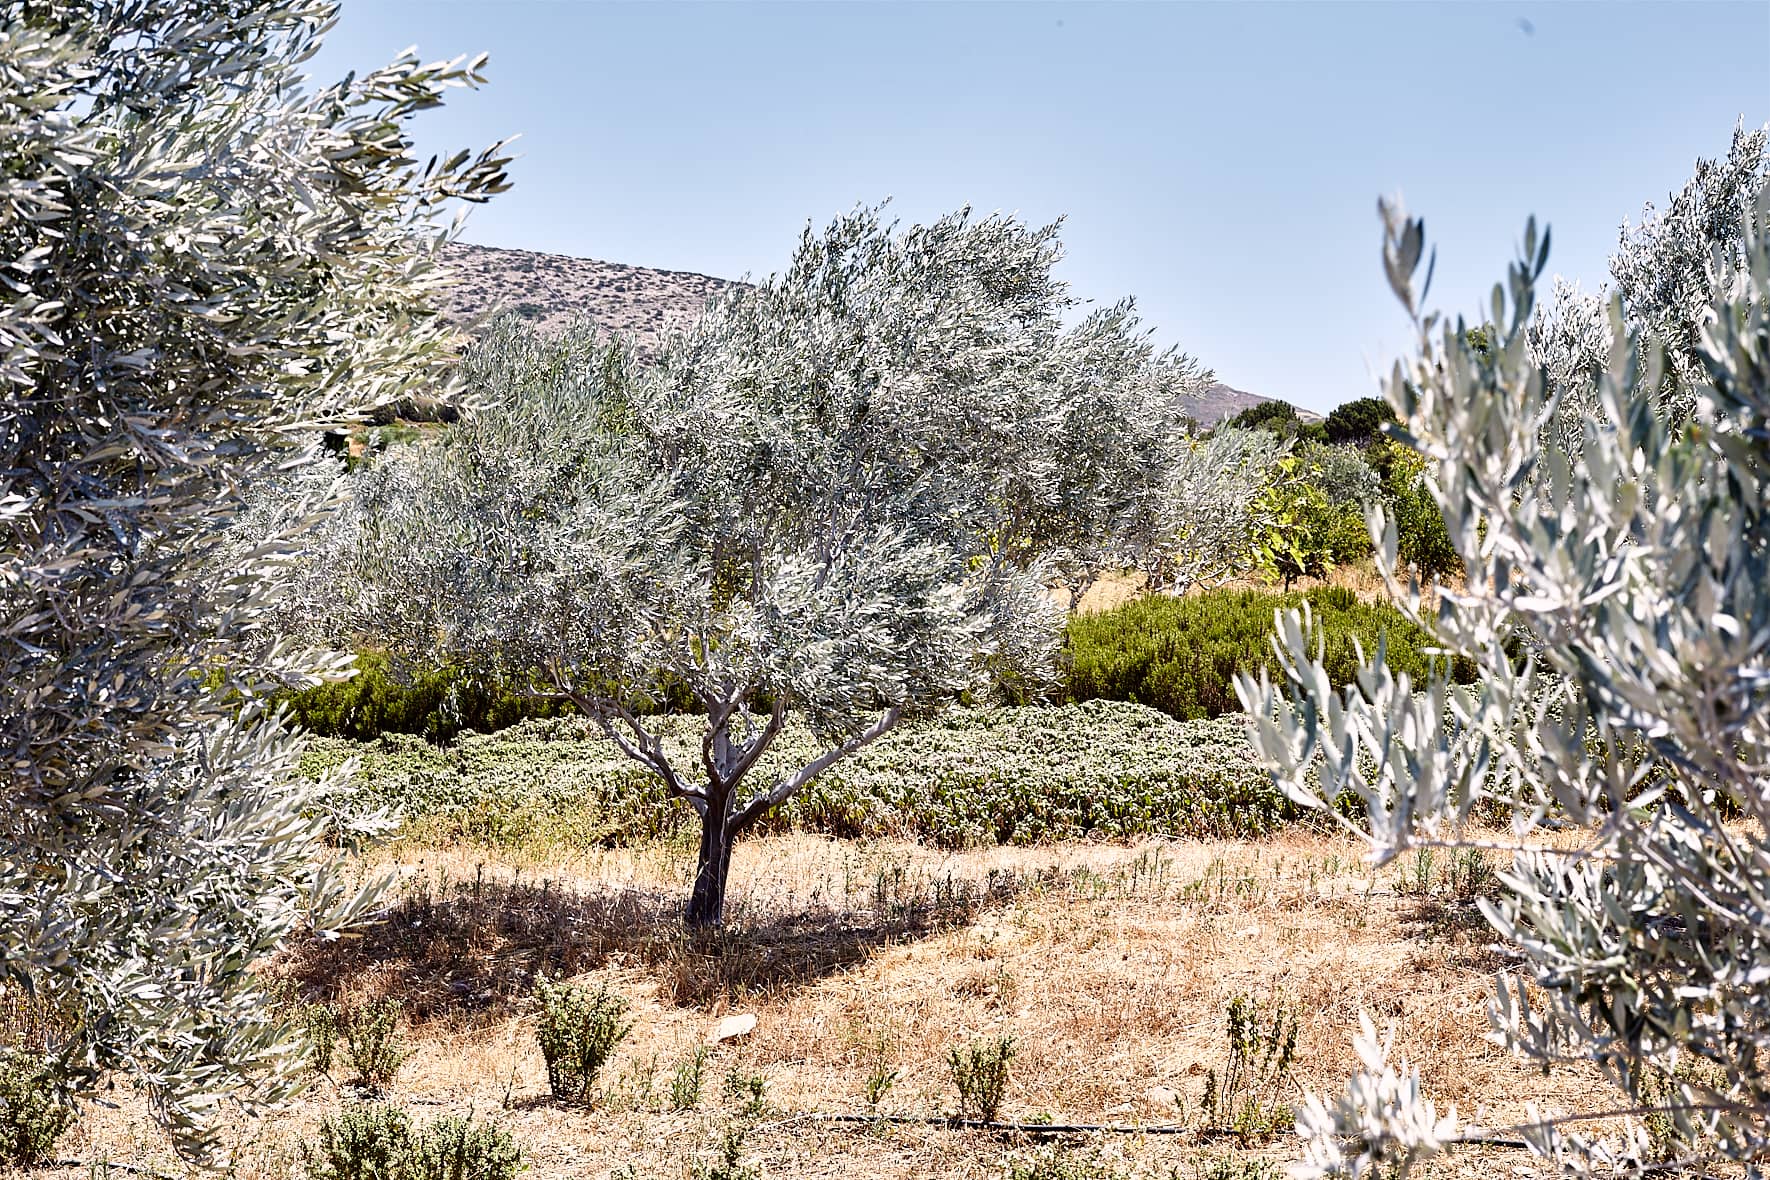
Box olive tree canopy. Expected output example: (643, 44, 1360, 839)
(356, 204, 1222, 925)
(1238, 179, 1770, 1175)
(0, 1, 507, 1160)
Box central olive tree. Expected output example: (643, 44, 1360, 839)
(356, 205, 1207, 925)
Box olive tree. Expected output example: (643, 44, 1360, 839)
(1536, 122, 1766, 451)
(0, 2, 507, 1160)
(1139, 423, 1289, 594)
(1036, 298, 1215, 613)
(1237, 182, 1770, 1175)
(355, 206, 1210, 925)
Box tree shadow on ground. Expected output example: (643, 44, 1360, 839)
(278, 864, 1034, 1024)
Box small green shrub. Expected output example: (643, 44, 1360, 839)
(305, 1002, 339, 1075)
(534, 979, 631, 1104)
(1006, 1146, 1129, 1180)
(671, 1046, 709, 1111)
(302, 1104, 522, 1180)
(0, 1049, 76, 1168)
(406, 1114, 523, 1180)
(722, 1065, 766, 1117)
(341, 999, 410, 1093)
(277, 650, 580, 743)
(948, 1034, 1017, 1122)
(1199, 995, 1298, 1143)
(862, 1037, 898, 1109)
(1446, 847, 1497, 901)
(303, 1103, 412, 1180)
(690, 1121, 757, 1180)
(1065, 586, 1476, 722)
(1191, 1156, 1283, 1180)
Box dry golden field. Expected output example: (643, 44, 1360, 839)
(34, 830, 1614, 1180)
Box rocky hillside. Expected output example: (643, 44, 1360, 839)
(443, 243, 1290, 424)
(443, 242, 738, 356)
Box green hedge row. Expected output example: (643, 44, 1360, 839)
(305, 700, 1297, 851)
(1063, 585, 1474, 720)
(275, 651, 578, 743)
(284, 587, 1469, 742)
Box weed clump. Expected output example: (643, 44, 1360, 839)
(341, 998, 411, 1093)
(304, 1002, 339, 1075)
(303, 1103, 411, 1180)
(0, 1050, 76, 1167)
(949, 1033, 1017, 1122)
(303, 1103, 522, 1180)
(535, 978, 631, 1104)
(407, 1113, 524, 1180)
(1200, 994, 1299, 1142)
(671, 1046, 709, 1111)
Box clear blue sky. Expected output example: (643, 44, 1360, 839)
(312, 1, 1768, 414)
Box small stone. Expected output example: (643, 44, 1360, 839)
(707, 1013, 757, 1044)
(1142, 1085, 1180, 1110)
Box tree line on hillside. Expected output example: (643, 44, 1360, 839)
(4, 1, 1768, 1172)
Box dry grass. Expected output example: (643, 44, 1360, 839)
(34, 830, 1619, 1179)
(1058, 560, 1470, 616)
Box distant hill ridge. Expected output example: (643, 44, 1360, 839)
(443, 242, 1295, 425)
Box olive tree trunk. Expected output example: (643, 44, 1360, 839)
(685, 796, 739, 928)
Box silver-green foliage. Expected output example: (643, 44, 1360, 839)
(1147, 425, 1289, 594)
(1038, 297, 1216, 610)
(1237, 177, 1770, 1174)
(0, 2, 506, 1160)
(1535, 122, 1767, 449)
(354, 205, 1226, 923)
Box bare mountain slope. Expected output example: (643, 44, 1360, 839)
(444, 243, 1292, 424)
(443, 242, 739, 356)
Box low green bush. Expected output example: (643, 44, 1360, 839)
(0, 1050, 75, 1167)
(339, 998, 410, 1093)
(405, 1114, 523, 1180)
(302, 1104, 522, 1180)
(305, 700, 1297, 851)
(535, 979, 631, 1104)
(948, 1034, 1017, 1121)
(303, 1103, 410, 1180)
(1064, 585, 1475, 721)
(277, 650, 578, 744)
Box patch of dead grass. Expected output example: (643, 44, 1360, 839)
(46, 831, 1608, 1179)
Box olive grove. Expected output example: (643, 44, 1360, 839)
(1238, 176, 1770, 1174)
(0, 1, 507, 1159)
(348, 205, 1235, 926)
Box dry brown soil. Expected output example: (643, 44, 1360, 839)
(40, 831, 1613, 1179)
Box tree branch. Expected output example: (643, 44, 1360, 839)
(734, 705, 901, 828)
(567, 689, 704, 810)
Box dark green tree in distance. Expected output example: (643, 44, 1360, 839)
(1322, 397, 1399, 446)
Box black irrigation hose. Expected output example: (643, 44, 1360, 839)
(753, 1112, 1535, 1151)
(759, 1112, 1196, 1135)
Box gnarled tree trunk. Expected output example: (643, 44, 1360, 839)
(685, 796, 737, 928)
